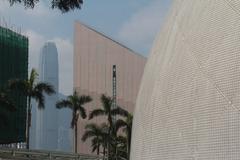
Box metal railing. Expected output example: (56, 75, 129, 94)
(0, 148, 103, 160)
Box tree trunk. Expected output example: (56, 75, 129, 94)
(108, 113, 112, 160)
(107, 128, 111, 160)
(127, 130, 132, 160)
(97, 144, 100, 155)
(75, 122, 78, 153)
(103, 146, 106, 159)
(26, 97, 31, 149)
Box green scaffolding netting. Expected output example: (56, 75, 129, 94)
(0, 26, 28, 144)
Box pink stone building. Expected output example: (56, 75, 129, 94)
(74, 21, 146, 154)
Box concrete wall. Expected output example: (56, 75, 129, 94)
(74, 22, 146, 154)
(131, 0, 240, 159)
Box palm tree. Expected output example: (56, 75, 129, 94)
(8, 68, 55, 149)
(115, 112, 133, 160)
(56, 90, 92, 153)
(81, 123, 108, 155)
(89, 94, 128, 131)
(115, 135, 128, 160)
(89, 94, 128, 158)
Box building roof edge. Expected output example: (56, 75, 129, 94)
(74, 20, 147, 59)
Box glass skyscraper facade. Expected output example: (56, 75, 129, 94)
(30, 42, 59, 150)
(30, 42, 72, 152)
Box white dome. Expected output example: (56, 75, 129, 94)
(131, 0, 240, 159)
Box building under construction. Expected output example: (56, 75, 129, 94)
(0, 26, 28, 144)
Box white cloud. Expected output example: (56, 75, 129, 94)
(0, 1, 72, 95)
(0, 1, 56, 32)
(0, 1, 52, 17)
(24, 2, 55, 18)
(24, 30, 73, 95)
(25, 30, 45, 70)
(118, 0, 172, 54)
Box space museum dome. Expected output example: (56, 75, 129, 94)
(131, 0, 240, 159)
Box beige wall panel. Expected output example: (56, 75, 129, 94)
(74, 22, 146, 154)
(131, 0, 240, 159)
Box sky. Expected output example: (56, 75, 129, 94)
(0, 0, 172, 95)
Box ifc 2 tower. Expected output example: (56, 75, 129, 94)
(31, 42, 59, 150)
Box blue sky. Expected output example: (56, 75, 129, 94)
(0, 0, 172, 94)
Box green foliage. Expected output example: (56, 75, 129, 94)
(85, 94, 133, 159)
(82, 123, 109, 155)
(9, 68, 56, 109)
(9, 0, 37, 8)
(115, 113, 133, 160)
(8, 0, 83, 12)
(89, 94, 128, 131)
(56, 90, 92, 128)
(8, 68, 55, 148)
(56, 90, 92, 153)
(51, 0, 83, 12)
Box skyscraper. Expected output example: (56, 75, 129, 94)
(31, 42, 59, 150)
(30, 42, 73, 152)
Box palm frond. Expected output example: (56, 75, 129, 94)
(32, 91, 45, 109)
(79, 95, 92, 104)
(71, 118, 75, 129)
(78, 106, 86, 119)
(75, 95, 92, 119)
(29, 68, 39, 86)
(85, 123, 98, 130)
(89, 109, 105, 120)
(91, 144, 98, 153)
(117, 135, 127, 144)
(100, 123, 109, 131)
(57, 91, 91, 131)
(82, 123, 108, 142)
(92, 137, 103, 144)
(85, 123, 109, 133)
(111, 107, 129, 117)
(69, 91, 78, 104)
(51, 0, 83, 13)
(115, 119, 127, 132)
(56, 99, 73, 109)
(81, 130, 95, 142)
(100, 94, 112, 112)
(34, 82, 55, 95)
(127, 114, 133, 126)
